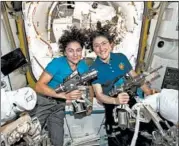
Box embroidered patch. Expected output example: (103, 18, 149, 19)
(119, 63, 125, 70)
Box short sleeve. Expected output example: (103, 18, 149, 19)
(77, 60, 89, 74)
(89, 65, 100, 84)
(45, 58, 59, 76)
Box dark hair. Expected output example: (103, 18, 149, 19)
(58, 26, 88, 53)
(86, 21, 116, 51)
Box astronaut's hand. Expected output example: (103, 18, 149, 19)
(147, 89, 160, 95)
(65, 90, 82, 100)
(86, 106, 93, 116)
(66, 99, 72, 105)
(115, 92, 129, 104)
(151, 89, 159, 94)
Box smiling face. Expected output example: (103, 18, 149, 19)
(92, 36, 113, 62)
(65, 41, 83, 66)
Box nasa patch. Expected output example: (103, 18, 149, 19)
(119, 63, 125, 70)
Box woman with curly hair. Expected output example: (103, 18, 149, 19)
(87, 23, 154, 146)
(30, 26, 90, 146)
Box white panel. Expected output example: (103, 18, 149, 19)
(9, 70, 27, 90)
(158, 3, 178, 39)
(152, 37, 178, 60)
(145, 2, 178, 70)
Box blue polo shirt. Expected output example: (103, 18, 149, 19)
(90, 53, 132, 95)
(45, 56, 89, 89)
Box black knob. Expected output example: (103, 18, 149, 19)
(1, 141, 6, 146)
(157, 41, 164, 48)
(92, 2, 98, 9)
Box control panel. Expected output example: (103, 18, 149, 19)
(161, 67, 179, 90)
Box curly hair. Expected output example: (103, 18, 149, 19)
(86, 21, 116, 51)
(58, 26, 88, 53)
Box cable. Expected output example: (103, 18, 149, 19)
(7, 75, 12, 90)
(114, 134, 121, 145)
(97, 115, 122, 145)
(97, 115, 105, 135)
(105, 133, 121, 146)
(130, 107, 140, 146)
(33, 56, 44, 70)
(64, 116, 73, 142)
(112, 137, 121, 146)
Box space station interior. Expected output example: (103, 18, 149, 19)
(0, 1, 178, 146)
